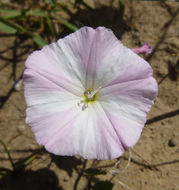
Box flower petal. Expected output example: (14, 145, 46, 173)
(76, 27, 153, 89)
(98, 77, 158, 148)
(132, 43, 152, 55)
(27, 27, 152, 91)
(24, 70, 82, 151)
(45, 105, 98, 158)
(43, 102, 124, 160)
(83, 27, 125, 89)
(23, 68, 81, 124)
(25, 38, 87, 96)
(94, 102, 125, 159)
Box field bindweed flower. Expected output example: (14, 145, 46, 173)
(23, 27, 158, 160)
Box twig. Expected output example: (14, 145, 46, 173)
(118, 180, 134, 190)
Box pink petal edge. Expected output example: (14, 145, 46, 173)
(132, 43, 152, 55)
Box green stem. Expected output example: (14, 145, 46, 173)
(0, 140, 16, 171)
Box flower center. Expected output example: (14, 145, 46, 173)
(78, 87, 101, 111)
(84, 89, 97, 102)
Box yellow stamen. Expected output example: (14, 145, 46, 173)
(78, 87, 101, 111)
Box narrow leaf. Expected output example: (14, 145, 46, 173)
(0, 21, 17, 34)
(33, 35, 47, 47)
(0, 140, 16, 171)
(0, 9, 21, 19)
(25, 10, 47, 17)
(53, 16, 78, 31)
(0, 17, 32, 35)
(46, 16, 56, 37)
(14, 153, 37, 169)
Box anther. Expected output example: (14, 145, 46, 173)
(78, 87, 102, 111)
(84, 90, 90, 95)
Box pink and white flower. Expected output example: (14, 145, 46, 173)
(23, 27, 158, 160)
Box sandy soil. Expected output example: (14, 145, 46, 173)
(0, 1, 179, 190)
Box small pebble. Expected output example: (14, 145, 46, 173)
(168, 138, 177, 147)
(17, 124, 26, 131)
(13, 79, 23, 91)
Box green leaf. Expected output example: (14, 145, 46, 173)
(0, 21, 17, 34)
(33, 35, 47, 48)
(46, 16, 56, 37)
(53, 16, 78, 31)
(25, 10, 47, 17)
(93, 181, 114, 190)
(0, 9, 21, 19)
(85, 168, 106, 176)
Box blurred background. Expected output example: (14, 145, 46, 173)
(0, 0, 179, 190)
